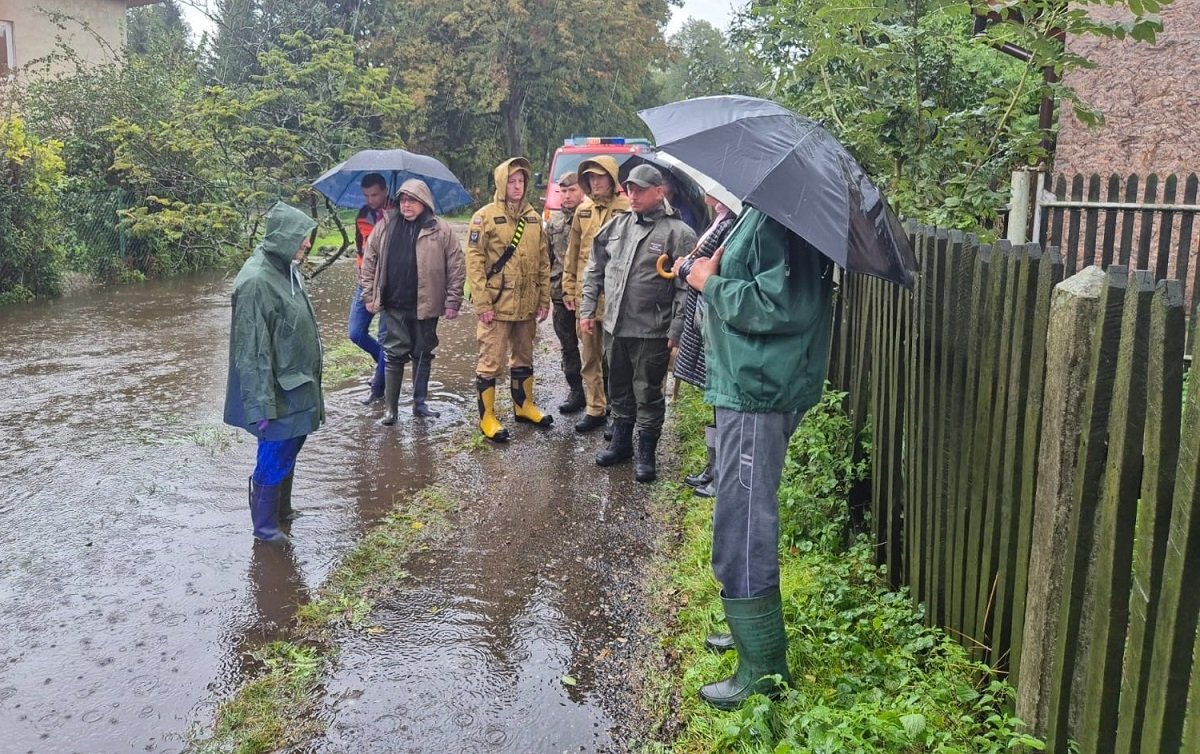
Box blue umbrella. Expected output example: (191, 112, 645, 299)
(312, 149, 472, 214)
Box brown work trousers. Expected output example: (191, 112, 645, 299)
(476, 318, 537, 379)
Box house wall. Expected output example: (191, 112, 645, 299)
(4, 0, 128, 72)
(1055, 0, 1200, 178)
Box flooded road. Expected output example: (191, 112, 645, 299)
(0, 253, 662, 753)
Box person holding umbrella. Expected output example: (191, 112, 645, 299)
(580, 164, 696, 482)
(223, 202, 324, 544)
(684, 207, 835, 709)
(360, 179, 465, 425)
(466, 157, 553, 442)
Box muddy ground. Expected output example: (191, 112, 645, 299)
(0, 226, 683, 753)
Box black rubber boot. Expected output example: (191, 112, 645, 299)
(635, 431, 659, 483)
(595, 421, 634, 466)
(558, 373, 585, 414)
(699, 589, 792, 710)
(694, 480, 715, 498)
(511, 367, 553, 426)
(249, 477, 289, 544)
(477, 376, 510, 442)
(412, 355, 440, 417)
(278, 471, 299, 521)
(379, 363, 404, 426)
(574, 412, 606, 433)
(705, 632, 734, 653)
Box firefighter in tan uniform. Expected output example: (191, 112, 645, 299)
(561, 155, 630, 433)
(466, 157, 553, 442)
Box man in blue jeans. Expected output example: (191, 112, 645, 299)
(350, 173, 391, 404)
(224, 202, 325, 544)
(685, 207, 835, 709)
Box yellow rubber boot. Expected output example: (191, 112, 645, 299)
(476, 376, 510, 442)
(511, 367, 553, 427)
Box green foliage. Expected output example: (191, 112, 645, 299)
(650, 388, 1042, 753)
(778, 388, 869, 553)
(0, 116, 67, 300)
(105, 28, 409, 266)
(371, 0, 672, 190)
(660, 19, 765, 102)
(736, 0, 1172, 229)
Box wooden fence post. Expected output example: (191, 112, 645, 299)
(1140, 311, 1200, 753)
(1008, 245, 1065, 686)
(1077, 270, 1156, 753)
(1114, 280, 1186, 753)
(1045, 266, 1128, 751)
(1015, 265, 1107, 739)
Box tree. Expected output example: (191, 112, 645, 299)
(127, 0, 191, 57)
(370, 0, 672, 191)
(106, 29, 409, 270)
(735, 0, 1172, 228)
(660, 19, 764, 102)
(0, 116, 68, 301)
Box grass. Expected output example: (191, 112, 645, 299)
(322, 337, 375, 387)
(188, 485, 459, 754)
(641, 386, 1044, 753)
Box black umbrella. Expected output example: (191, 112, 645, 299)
(616, 152, 710, 234)
(637, 95, 918, 287)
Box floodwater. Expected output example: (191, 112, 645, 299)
(0, 255, 659, 753)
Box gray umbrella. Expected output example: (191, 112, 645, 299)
(638, 95, 918, 287)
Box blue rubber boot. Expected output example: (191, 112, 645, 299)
(249, 477, 290, 544)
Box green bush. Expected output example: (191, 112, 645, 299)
(0, 116, 67, 301)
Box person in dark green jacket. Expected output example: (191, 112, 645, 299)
(685, 207, 834, 710)
(224, 202, 324, 544)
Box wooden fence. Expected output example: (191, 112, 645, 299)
(1039, 172, 1200, 310)
(829, 225, 1200, 753)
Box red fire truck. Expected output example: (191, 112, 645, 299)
(540, 136, 653, 222)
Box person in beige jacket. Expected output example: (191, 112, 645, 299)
(562, 155, 631, 433)
(465, 157, 553, 442)
(361, 179, 466, 425)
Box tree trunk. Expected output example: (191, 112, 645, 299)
(500, 91, 526, 157)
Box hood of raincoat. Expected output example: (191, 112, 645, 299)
(396, 178, 437, 213)
(578, 155, 621, 198)
(492, 156, 534, 208)
(258, 202, 316, 267)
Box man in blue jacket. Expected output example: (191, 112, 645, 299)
(224, 202, 324, 544)
(685, 206, 834, 709)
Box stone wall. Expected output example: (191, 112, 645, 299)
(1055, 0, 1200, 178)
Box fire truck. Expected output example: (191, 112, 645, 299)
(540, 136, 653, 222)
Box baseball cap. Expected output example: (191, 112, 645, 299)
(624, 164, 664, 188)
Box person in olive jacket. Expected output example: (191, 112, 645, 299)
(685, 206, 835, 710)
(360, 179, 466, 425)
(224, 202, 323, 545)
(579, 164, 697, 483)
(465, 157, 553, 442)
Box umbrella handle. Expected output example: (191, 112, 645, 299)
(656, 254, 676, 280)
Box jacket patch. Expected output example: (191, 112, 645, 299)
(472, 216, 483, 226)
(494, 216, 507, 225)
(578, 210, 592, 218)
(649, 241, 664, 254)
(469, 230, 480, 245)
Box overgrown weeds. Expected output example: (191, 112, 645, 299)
(643, 384, 1042, 753)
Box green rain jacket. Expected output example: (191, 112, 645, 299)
(223, 202, 324, 440)
(702, 208, 834, 414)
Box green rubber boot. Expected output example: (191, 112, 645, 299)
(699, 589, 791, 710)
